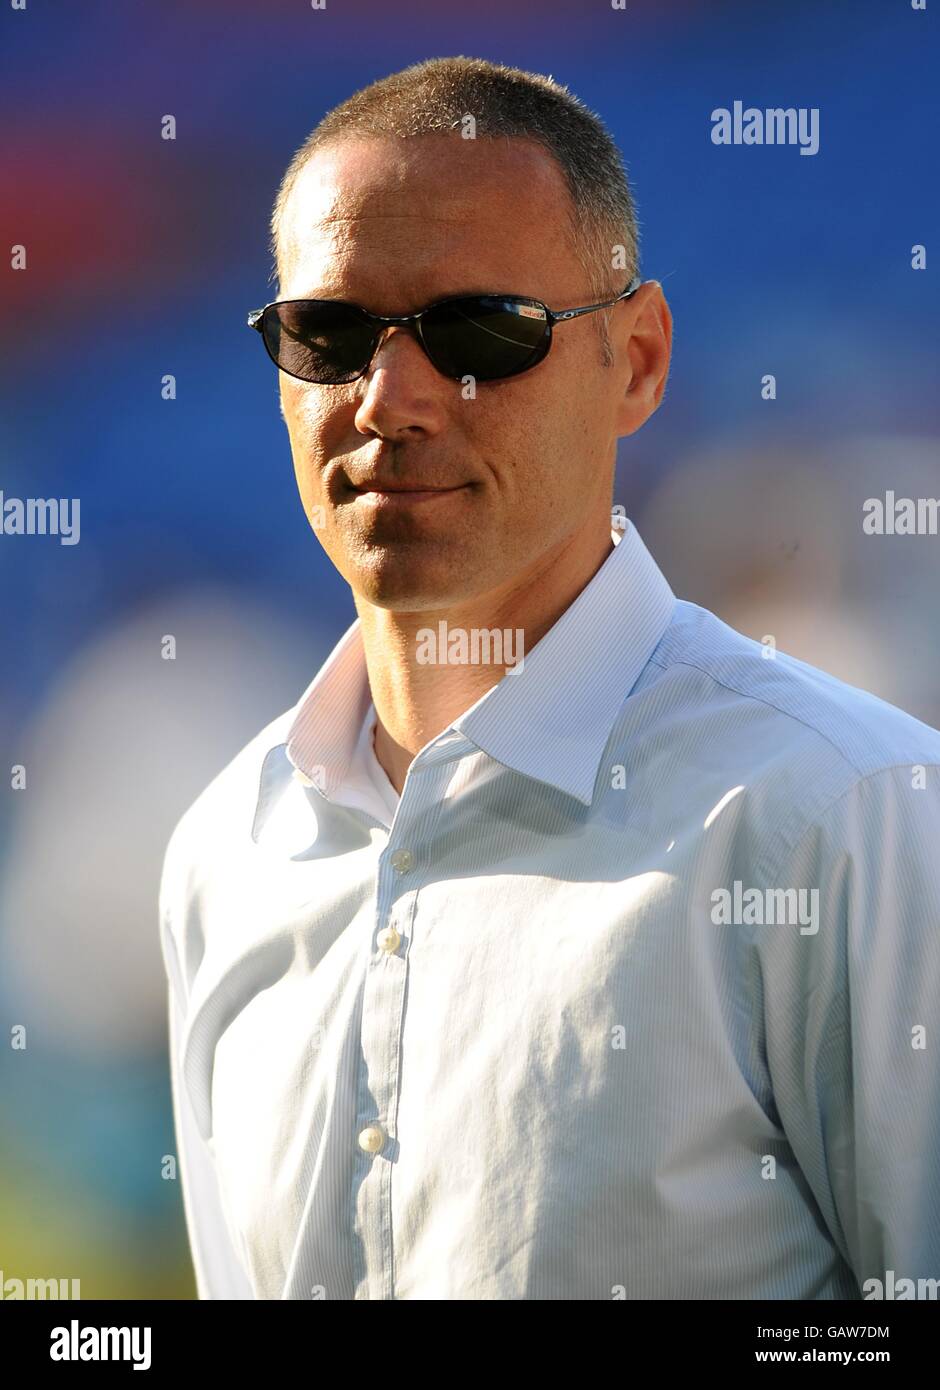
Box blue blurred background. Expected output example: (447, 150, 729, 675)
(1, 0, 937, 1297)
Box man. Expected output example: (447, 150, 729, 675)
(159, 56, 940, 1300)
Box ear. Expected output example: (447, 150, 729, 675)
(613, 281, 673, 439)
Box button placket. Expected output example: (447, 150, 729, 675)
(351, 754, 455, 1300)
(352, 828, 423, 1300)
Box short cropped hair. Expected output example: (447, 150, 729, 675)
(269, 55, 639, 316)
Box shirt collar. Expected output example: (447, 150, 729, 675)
(262, 517, 675, 823)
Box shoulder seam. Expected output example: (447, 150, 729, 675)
(647, 649, 920, 782)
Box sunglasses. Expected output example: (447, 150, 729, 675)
(247, 275, 642, 385)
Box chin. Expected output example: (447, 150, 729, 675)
(356, 576, 467, 612)
(338, 535, 466, 604)
(348, 558, 465, 610)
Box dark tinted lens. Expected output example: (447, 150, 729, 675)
(421, 296, 550, 380)
(265, 301, 376, 384)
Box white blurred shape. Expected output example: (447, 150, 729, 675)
(1, 589, 332, 1056)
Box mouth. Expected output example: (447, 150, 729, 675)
(349, 482, 472, 506)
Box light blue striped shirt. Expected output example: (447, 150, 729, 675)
(159, 519, 940, 1300)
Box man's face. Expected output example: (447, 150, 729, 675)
(276, 134, 663, 611)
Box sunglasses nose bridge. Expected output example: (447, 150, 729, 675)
(364, 316, 435, 375)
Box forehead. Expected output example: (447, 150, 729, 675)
(277, 135, 580, 305)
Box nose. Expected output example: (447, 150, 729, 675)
(353, 326, 450, 440)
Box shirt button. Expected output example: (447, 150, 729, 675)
(357, 1124, 385, 1154)
(390, 848, 414, 873)
(377, 926, 401, 954)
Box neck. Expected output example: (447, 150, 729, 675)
(356, 517, 617, 794)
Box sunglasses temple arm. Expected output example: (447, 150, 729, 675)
(548, 277, 642, 324)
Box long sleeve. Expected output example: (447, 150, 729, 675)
(757, 763, 940, 1293)
(163, 927, 256, 1301)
